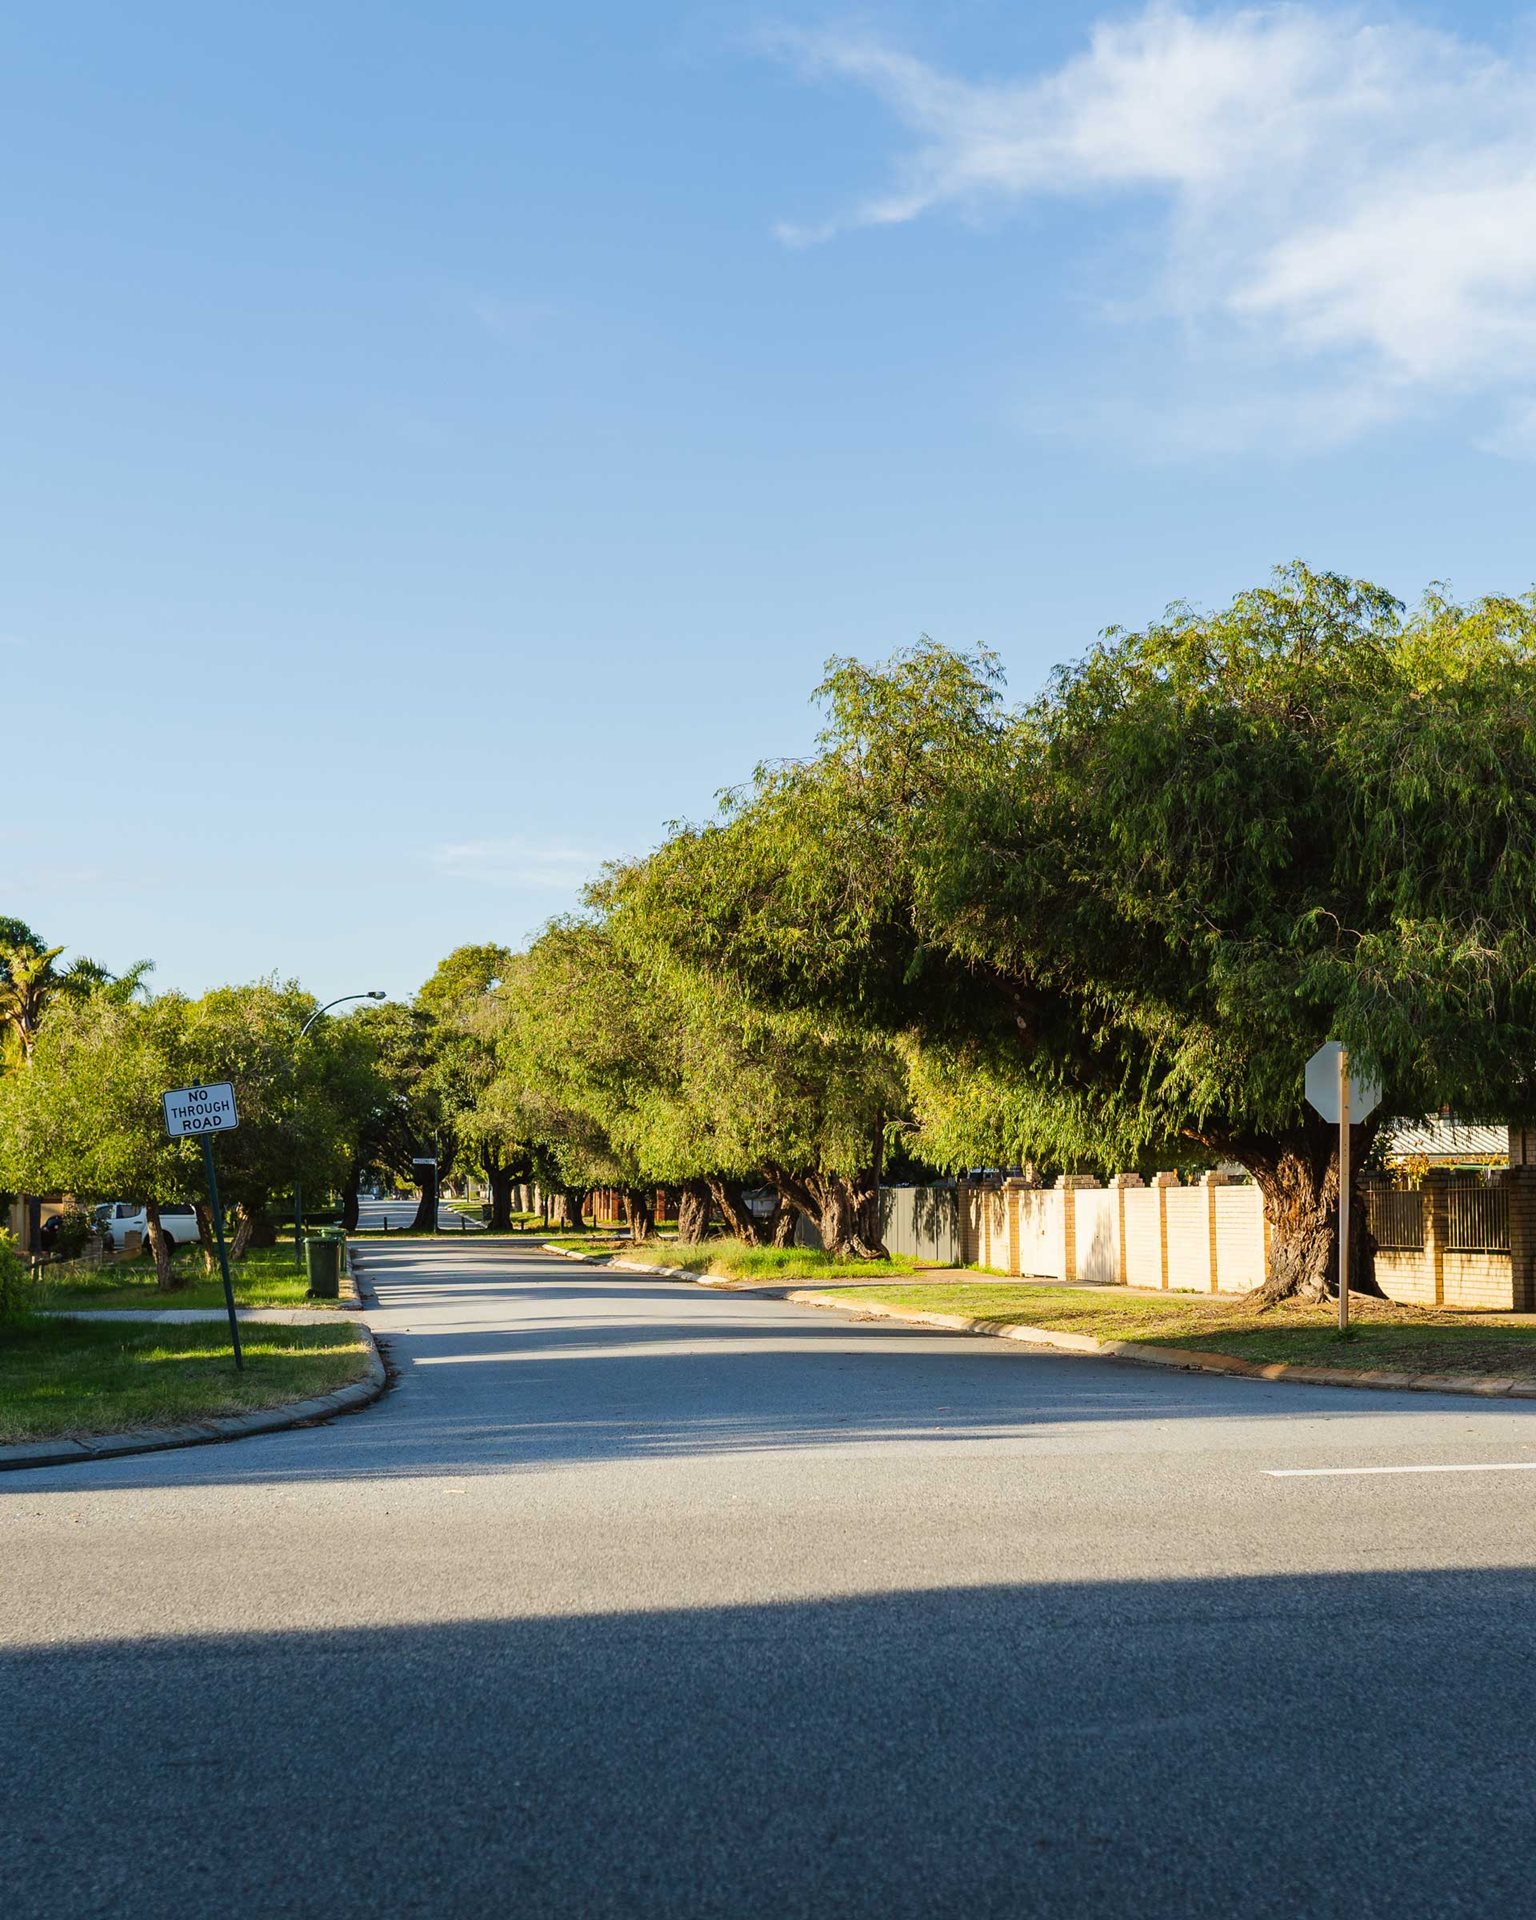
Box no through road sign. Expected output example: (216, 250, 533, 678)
(162, 1082, 241, 1138)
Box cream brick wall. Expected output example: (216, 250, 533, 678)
(1073, 1189, 1117, 1283)
(1375, 1251, 1437, 1306)
(1441, 1253, 1513, 1311)
(1122, 1189, 1164, 1288)
(1164, 1188, 1212, 1292)
(1213, 1187, 1266, 1292)
(952, 1176, 1517, 1305)
(1015, 1189, 1064, 1278)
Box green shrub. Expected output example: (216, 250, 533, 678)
(0, 1232, 34, 1326)
(48, 1208, 94, 1260)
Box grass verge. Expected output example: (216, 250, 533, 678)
(544, 1235, 628, 1255)
(620, 1238, 922, 1283)
(33, 1244, 342, 1314)
(808, 1282, 1536, 1378)
(0, 1319, 373, 1444)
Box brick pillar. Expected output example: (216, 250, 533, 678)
(1003, 1178, 1037, 1278)
(1508, 1168, 1536, 1312)
(1055, 1174, 1101, 1283)
(1200, 1170, 1236, 1293)
(1111, 1174, 1144, 1287)
(1423, 1174, 1449, 1308)
(1153, 1172, 1180, 1290)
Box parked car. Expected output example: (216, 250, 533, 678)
(95, 1202, 201, 1253)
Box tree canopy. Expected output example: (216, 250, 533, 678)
(615, 566, 1536, 1296)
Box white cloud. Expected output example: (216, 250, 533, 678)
(462, 293, 555, 343)
(430, 838, 604, 891)
(771, 6, 1536, 444)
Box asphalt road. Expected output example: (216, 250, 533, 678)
(6, 1240, 1536, 1918)
(355, 1193, 483, 1232)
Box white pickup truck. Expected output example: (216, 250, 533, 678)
(94, 1201, 202, 1253)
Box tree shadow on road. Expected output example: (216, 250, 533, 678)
(5, 1567, 1535, 1919)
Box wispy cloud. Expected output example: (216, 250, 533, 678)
(430, 838, 604, 891)
(769, 6, 1536, 446)
(461, 293, 556, 343)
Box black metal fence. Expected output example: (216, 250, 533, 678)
(1363, 1187, 1425, 1250)
(1445, 1182, 1509, 1252)
(1362, 1180, 1509, 1253)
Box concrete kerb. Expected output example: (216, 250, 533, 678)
(0, 1302, 389, 1475)
(781, 1289, 1536, 1400)
(598, 1253, 1536, 1400)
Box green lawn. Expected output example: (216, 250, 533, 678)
(544, 1234, 629, 1255)
(808, 1282, 1536, 1378)
(620, 1238, 922, 1283)
(0, 1319, 373, 1444)
(34, 1243, 343, 1314)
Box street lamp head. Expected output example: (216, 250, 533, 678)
(368, 990, 387, 1000)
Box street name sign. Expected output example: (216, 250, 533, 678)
(162, 1082, 240, 1138)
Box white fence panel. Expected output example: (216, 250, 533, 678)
(1074, 1189, 1118, 1283)
(1213, 1186, 1265, 1292)
(1164, 1188, 1212, 1293)
(1015, 1190, 1064, 1278)
(1122, 1189, 1163, 1288)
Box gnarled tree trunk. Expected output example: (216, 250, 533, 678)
(623, 1187, 655, 1242)
(1230, 1115, 1384, 1307)
(194, 1201, 217, 1276)
(676, 1180, 711, 1244)
(705, 1176, 766, 1246)
(766, 1165, 888, 1261)
(766, 1194, 798, 1248)
(487, 1163, 515, 1231)
(230, 1204, 256, 1260)
(553, 1188, 588, 1230)
(143, 1198, 183, 1292)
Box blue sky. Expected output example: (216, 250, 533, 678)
(9, 1, 1536, 999)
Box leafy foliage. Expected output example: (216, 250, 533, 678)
(0, 1231, 31, 1326)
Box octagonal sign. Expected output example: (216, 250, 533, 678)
(1304, 1041, 1382, 1125)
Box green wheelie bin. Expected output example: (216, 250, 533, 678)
(304, 1228, 343, 1300)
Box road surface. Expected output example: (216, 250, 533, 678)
(355, 1193, 483, 1232)
(5, 1238, 1536, 1917)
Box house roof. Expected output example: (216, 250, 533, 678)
(1378, 1117, 1508, 1164)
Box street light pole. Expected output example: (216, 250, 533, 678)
(293, 990, 387, 1268)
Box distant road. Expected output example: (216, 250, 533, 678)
(6, 1239, 1536, 1916)
(355, 1193, 483, 1232)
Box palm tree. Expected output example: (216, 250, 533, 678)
(0, 939, 66, 1064)
(0, 926, 152, 1066)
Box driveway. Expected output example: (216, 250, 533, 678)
(4, 1239, 1536, 1917)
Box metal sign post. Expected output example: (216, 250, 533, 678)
(163, 1082, 243, 1370)
(1304, 1043, 1382, 1335)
